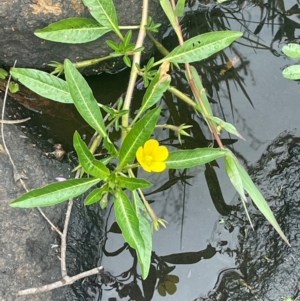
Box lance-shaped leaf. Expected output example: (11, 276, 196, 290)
(35, 17, 110, 44)
(282, 65, 300, 80)
(73, 131, 110, 179)
(282, 43, 300, 58)
(85, 184, 108, 205)
(10, 68, 72, 103)
(114, 189, 149, 278)
(186, 65, 212, 116)
(165, 148, 228, 169)
(132, 190, 152, 279)
(116, 175, 152, 191)
(159, 0, 181, 40)
(138, 62, 171, 117)
(10, 178, 100, 208)
(225, 154, 253, 229)
(82, 0, 122, 39)
(175, 0, 185, 17)
(64, 59, 107, 138)
(156, 31, 243, 65)
(234, 155, 290, 246)
(118, 107, 161, 169)
(207, 115, 245, 140)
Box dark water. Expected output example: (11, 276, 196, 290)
(6, 1, 300, 300)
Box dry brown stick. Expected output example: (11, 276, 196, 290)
(17, 266, 104, 296)
(0, 117, 31, 124)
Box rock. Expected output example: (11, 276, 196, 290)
(199, 131, 300, 301)
(0, 0, 167, 75)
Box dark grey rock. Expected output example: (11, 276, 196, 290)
(0, 0, 167, 75)
(199, 131, 300, 301)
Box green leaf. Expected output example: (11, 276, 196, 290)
(156, 31, 243, 65)
(175, 0, 185, 16)
(118, 107, 161, 169)
(34, 17, 110, 44)
(10, 68, 72, 103)
(282, 65, 300, 80)
(138, 63, 171, 116)
(9, 82, 19, 93)
(116, 175, 152, 190)
(114, 189, 148, 277)
(73, 131, 110, 179)
(234, 156, 290, 246)
(207, 115, 245, 140)
(84, 185, 108, 205)
(165, 148, 227, 169)
(282, 43, 300, 58)
(225, 155, 246, 202)
(10, 178, 100, 208)
(159, 0, 182, 41)
(82, 0, 122, 39)
(0, 68, 8, 79)
(187, 66, 212, 116)
(64, 59, 107, 137)
(132, 190, 152, 279)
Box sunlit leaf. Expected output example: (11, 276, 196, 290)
(207, 115, 245, 140)
(283, 42, 300, 58)
(114, 189, 149, 278)
(118, 107, 161, 169)
(159, 0, 181, 40)
(165, 148, 228, 169)
(73, 131, 110, 179)
(10, 178, 100, 208)
(34, 17, 110, 43)
(175, 0, 185, 16)
(10, 68, 72, 103)
(116, 175, 152, 190)
(186, 65, 212, 115)
(82, 0, 122, 39)
(64, 59, 107, 138)
(234, 156, 290, 246)
(132, 190, 152, 279)
(282, 65, 300, 80)
(156, 31, 243, 65)
(138, 62, 171, 117)
(84, 185, 108, 205)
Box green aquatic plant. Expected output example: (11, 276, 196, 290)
(282, 43, 300, 80)
(7, 0, 289, 296)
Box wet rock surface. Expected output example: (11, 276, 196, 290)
(201, 131, 300, 301)
(0, 0, 167, 75)
(0, 95, 105, 301)
(0, 96, 70, 300)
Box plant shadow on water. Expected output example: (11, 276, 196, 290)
(79, 1, 300, 300)
(5, 0, 300, 300)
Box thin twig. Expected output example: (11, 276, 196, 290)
(0, 117, 31, 124)
(1, 63, 63, 236)
(17, 266, 104, 296)
(121, 0, 149, 139)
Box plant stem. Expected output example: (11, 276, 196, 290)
(121, 0, 149, 140)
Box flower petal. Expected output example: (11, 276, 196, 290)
(149, 161, 166, 172)
(136, 146, 144, 164)
(152, 145, 169, 161)
(144, 139, 159, 155)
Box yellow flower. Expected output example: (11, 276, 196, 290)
(136, 139, 169, 172)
